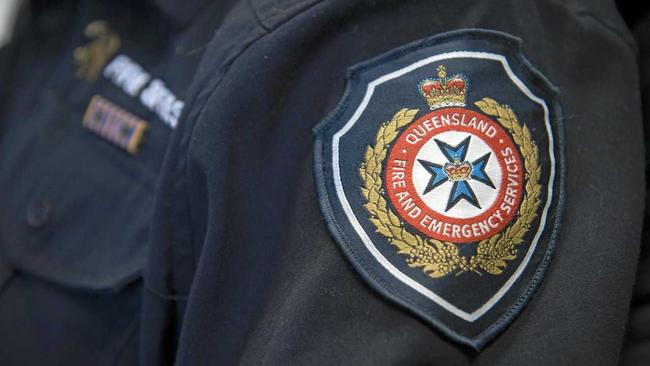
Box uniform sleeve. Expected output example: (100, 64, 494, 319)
(616, 1, 650, 364)
(144, 0, 645, 364)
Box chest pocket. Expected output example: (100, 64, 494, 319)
(0, 89, 168, 292)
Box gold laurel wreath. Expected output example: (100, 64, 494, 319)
(358, 98, 541, 278)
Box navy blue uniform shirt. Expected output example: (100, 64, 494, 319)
(0, 0, 648, 365)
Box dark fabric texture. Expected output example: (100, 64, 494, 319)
(0, 0, 232, 364)
(156, 0, 643, 364)
(0, 0, 645, 365)
(617, 2, 650, 365)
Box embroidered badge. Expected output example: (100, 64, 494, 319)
(313, 30, 564, 350)
(74, 20, 121, 82)
(82, 95, 148, 154)
(73, 20, 184, 128)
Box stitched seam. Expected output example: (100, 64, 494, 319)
(181, 1, 267, 301)
(1, 246, 143, 292)
(573, 10, 638, 54)
(266, 0, 321, 29)
(247, 0, 272, 32)
(144, 277, 190, 300)
(180, 0, 326, 289)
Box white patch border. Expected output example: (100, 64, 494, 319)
(331, 51, 554, 322)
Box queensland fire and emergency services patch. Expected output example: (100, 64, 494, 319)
(313, 30, 565, 350)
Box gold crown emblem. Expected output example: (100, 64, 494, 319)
(419, 65, 467, 110)
(444, 156, 472, 181)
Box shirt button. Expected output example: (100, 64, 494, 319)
(26, 199, 53, 228)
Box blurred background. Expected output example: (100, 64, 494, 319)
(0, 0, 21, 47)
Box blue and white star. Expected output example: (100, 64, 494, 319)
(418, 136, 495, 212)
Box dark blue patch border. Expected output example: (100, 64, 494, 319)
(313, 29, 566, 350)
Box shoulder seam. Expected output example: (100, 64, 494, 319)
(247, 0, 272, 32)
(181, 0, 328, 270)
(573, 9, 638, 54)
(249, 0, 326, 31)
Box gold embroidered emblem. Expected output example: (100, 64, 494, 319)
(73, 20, 121, 82)
(358, 97, 542, 278)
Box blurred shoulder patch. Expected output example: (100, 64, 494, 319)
(313, 29, 565, 350)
